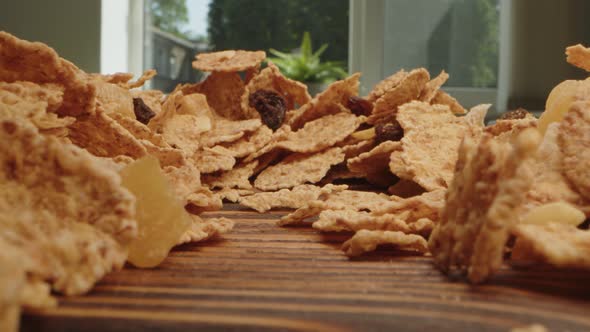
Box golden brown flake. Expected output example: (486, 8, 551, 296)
(239, 184, 347, 213)
(558, 101, 590, 201)
(274, 112, 364, 154)
(68, 107, 148, 158)
(0, 31, 96, 117)
(241, 62, 310, 118)
(394, 101, 483, 191)
(0, 116, 136, 296)
(221, 125, 273, 158)
(288, 73, 360, 130)
(191, 146, 236, 174)
(511, 223, 590, 269)
(367, 68, 430, 125)
(367, 69, 408, 103)
(204, 160, 259, 189)
(342, 230, 428, 257)
(565, 44, 590, 72)
(428, 129, 541, 283)
(254, 147, 345, 191)
(193, 71, 245, 119)
(430, 90, 467, 115)
(419, 70, 449, 102)
(192, 50, 266, 72)
(178, 215, 234, 245)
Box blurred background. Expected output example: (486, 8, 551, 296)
(1, 0, 589, 117)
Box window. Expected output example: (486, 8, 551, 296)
(144, 0, 349, 92)
(351, 0, 500, 112)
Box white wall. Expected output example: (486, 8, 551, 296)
(101, 0, 130, 74)
(0, 0, 101, 72)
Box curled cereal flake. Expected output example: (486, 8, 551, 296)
(278, 189, 391, 226)
(372, 189, 445, 222)
(558, 101, 590, 201)
(313, 209, 434, 236)
(109, 112, 168, 147)
(419, 70, 449, 102)
(163, 162, 202, 206)
(149, 92, 213, 152)
(177, 215, 234, 245)
(215, 188, 256, 203)
(342, 230, 428, 257)
(396, 101, 483, 191)
(254, 147, 345, 191)
(201, 118, 262, 147)
(222, 125, 273, 158)
(241, 62, 310, 118)
(511, 223, 590, 269)
(239, 184, 347, 213)
(125, 69, 157, 89)
(566, 44, 590, 72)
(428, 129, 541, 283)
(367, 68, 430, 125)
(367, 69, 408, 103)
(0, 82, 74, 135)
(348, 140, 401, 178)
(288, 73, 360, 130)
(0, 81, 63, 113)
(204, 160, 258, 189)
(194, 71, 245, 119)
(275, 113, 364, 154)
(430, 90, 466, 115)
(186, 187, 223, 214)
(192, 50, 266, 72)
(90, 77, 134, 118)
(192, 146, 236, 174)
(0, 117, 136, 296)
(68, 107, 147, 158)
(522, 123, 589, 215)
(142, 140, 186, 168)
(0, 32, 97, 117)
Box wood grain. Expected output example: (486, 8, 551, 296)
(21, 205, 590, 332)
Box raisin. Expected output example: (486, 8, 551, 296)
(133, 98, 156, 125)
(347, 96, 373, 116)
(499, 108, 529, 120)
(375, 122, 403, 143)
(249, 90, 286, 131)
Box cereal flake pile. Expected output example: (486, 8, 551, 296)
(2, 31, 590, 330)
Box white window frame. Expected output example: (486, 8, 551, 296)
(100, 0, 144, 81)
(350, 0, 511, 117)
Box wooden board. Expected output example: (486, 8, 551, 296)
(22, 204, 590, 331)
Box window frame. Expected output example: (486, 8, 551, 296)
(349, 0, 510, 117)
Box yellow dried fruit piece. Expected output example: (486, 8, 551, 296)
(520, 202, 585, 227)
(538, 80, 584, 134)
(120, 156, 191, 268)
(351, 127, 375, 140)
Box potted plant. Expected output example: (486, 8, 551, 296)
(268, 32, 348, 96)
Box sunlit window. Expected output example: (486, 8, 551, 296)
(144, 0, 349, 92)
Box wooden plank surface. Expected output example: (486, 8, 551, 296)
(22, 204, 590, 331)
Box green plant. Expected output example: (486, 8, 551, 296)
(268, 32, 347, 83)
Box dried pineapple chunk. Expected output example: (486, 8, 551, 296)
(520, 202, 585, 227)
(120, 156, 191, 268)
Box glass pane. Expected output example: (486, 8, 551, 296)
(383, 0, 499, 88)
(145, 0, 349, 92)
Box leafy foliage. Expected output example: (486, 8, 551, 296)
(150, 0, 191, 39)
(268, 32, 347, 83)
(207, 0, 349, 67)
